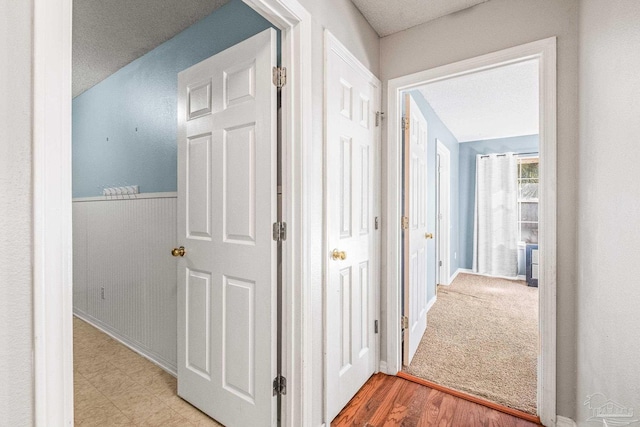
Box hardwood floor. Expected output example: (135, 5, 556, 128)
(331, 374, 541, 427)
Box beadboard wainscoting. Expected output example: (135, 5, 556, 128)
(73, 194, 178, 373)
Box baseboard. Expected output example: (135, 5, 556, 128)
(448, 268, 461, 284)
(378, 360, 388, 374)
(457, 268, 524, 282)
(73, 310, 177, 376)
(555, 415, 576, 427)
(517, 275, 526, 281)
(426, 295, 437, 312)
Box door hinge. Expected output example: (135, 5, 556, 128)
(375, 216, 379, 230)
(273, 221, 287, 241)
(401, 316, 409, 330)
(376, 111, 385, 127)
(273, 67, 286, 88)
(401, 216, 409, 230)
(401, 116, 409, 131)
(273, 375, 287, 396)
(374, 320, 379, 334)
(439, 260, 443, 267)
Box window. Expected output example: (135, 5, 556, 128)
(518, 157, 539, 243)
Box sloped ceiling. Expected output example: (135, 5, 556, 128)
(418, 60, 539, 142)
(350, 0, 489, 37)
(73, 0, 230, 97)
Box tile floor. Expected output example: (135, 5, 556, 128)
(73, 316, 224, 426)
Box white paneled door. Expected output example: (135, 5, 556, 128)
(403, 94, 429, 366)
(176, 29, 277, 427)
(325, 32, 380, 422)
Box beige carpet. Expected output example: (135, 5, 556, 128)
(403, 273, 538, 414)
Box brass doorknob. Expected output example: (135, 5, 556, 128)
(425, 233, 433, 239)
(171, 246, 186, 257)
(331, 249, 347, 261)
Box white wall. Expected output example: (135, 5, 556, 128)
(0, 1, 34, 426)
(379, 0, 580, 418)
(577, 1, 640, 425)
(73, 197, 178, 372)
(294, 1, 380, 425)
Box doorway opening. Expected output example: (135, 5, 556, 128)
(385, 38, 557, 426)
(33, 0, 312, 425)
(401, 60, 540, 415)
(70, 2, 287, 426)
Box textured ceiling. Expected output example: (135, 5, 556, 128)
(418, 60, 539, 142)
(73, 0, 230, 97)
(350, 0, 489, 37)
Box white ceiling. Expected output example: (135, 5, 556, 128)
(72, 0, 495, 98)
(418, 60, 539, 143)
(73, 0, 230, 97)
(350, 0, 489, 37)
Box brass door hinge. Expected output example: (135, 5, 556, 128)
(401, 116, 409, 131)
(401, 216, 409, 230)
(401, 316, 409, 330)
(273, 67, 286, 88)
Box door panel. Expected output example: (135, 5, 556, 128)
(403, 94, 430, 366)
(326, 35, 380, 422)
(177, 28, 277, 427)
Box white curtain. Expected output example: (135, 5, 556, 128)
(473, 153, 518, 277)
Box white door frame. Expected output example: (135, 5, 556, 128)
(384, 38, 557, 426)
(32, 0, 313, 426)
(436, 140, 451, 286)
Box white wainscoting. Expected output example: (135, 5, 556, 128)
(73, 194, 177, 373)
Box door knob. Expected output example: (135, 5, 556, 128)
(171, 246, 186, 257)
(425, 233, 433, 239)
(331, 249, 347, 261)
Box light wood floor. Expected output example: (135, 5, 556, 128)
(73, 316, 223, 426)
(331, 373, 541, 427)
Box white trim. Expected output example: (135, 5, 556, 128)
(436, 140, 451, 286)
(323, 29, 382, 424)
(33, 0, 74, 425)
(425, 295, 437, 313)
(73, 311, 177, 376)
(456, 268, 530, 282)
(72, 192, 177, 202)
(556, 415, 577, 427)
(517, 274, 527, 281)
(34, 1, 313, 426)
(448, 268, 461, 284)
(384, 37, 557, 426)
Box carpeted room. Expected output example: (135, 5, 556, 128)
(405, 274, 538, 414)
(400, 59, 541, 416)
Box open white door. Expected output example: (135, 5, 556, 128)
(403, 94, 429, 366)
(176, 28, 277, 427)
(325, 32, 380, 422)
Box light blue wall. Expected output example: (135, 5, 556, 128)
(458, 135, 539, 271)
(407, 91, 460, 303)
(72, 0, 276, 197)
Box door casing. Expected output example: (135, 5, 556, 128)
(436, 139, 451, 286)
(32, 1, 314, 426)
(383, 37, 557, 426)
